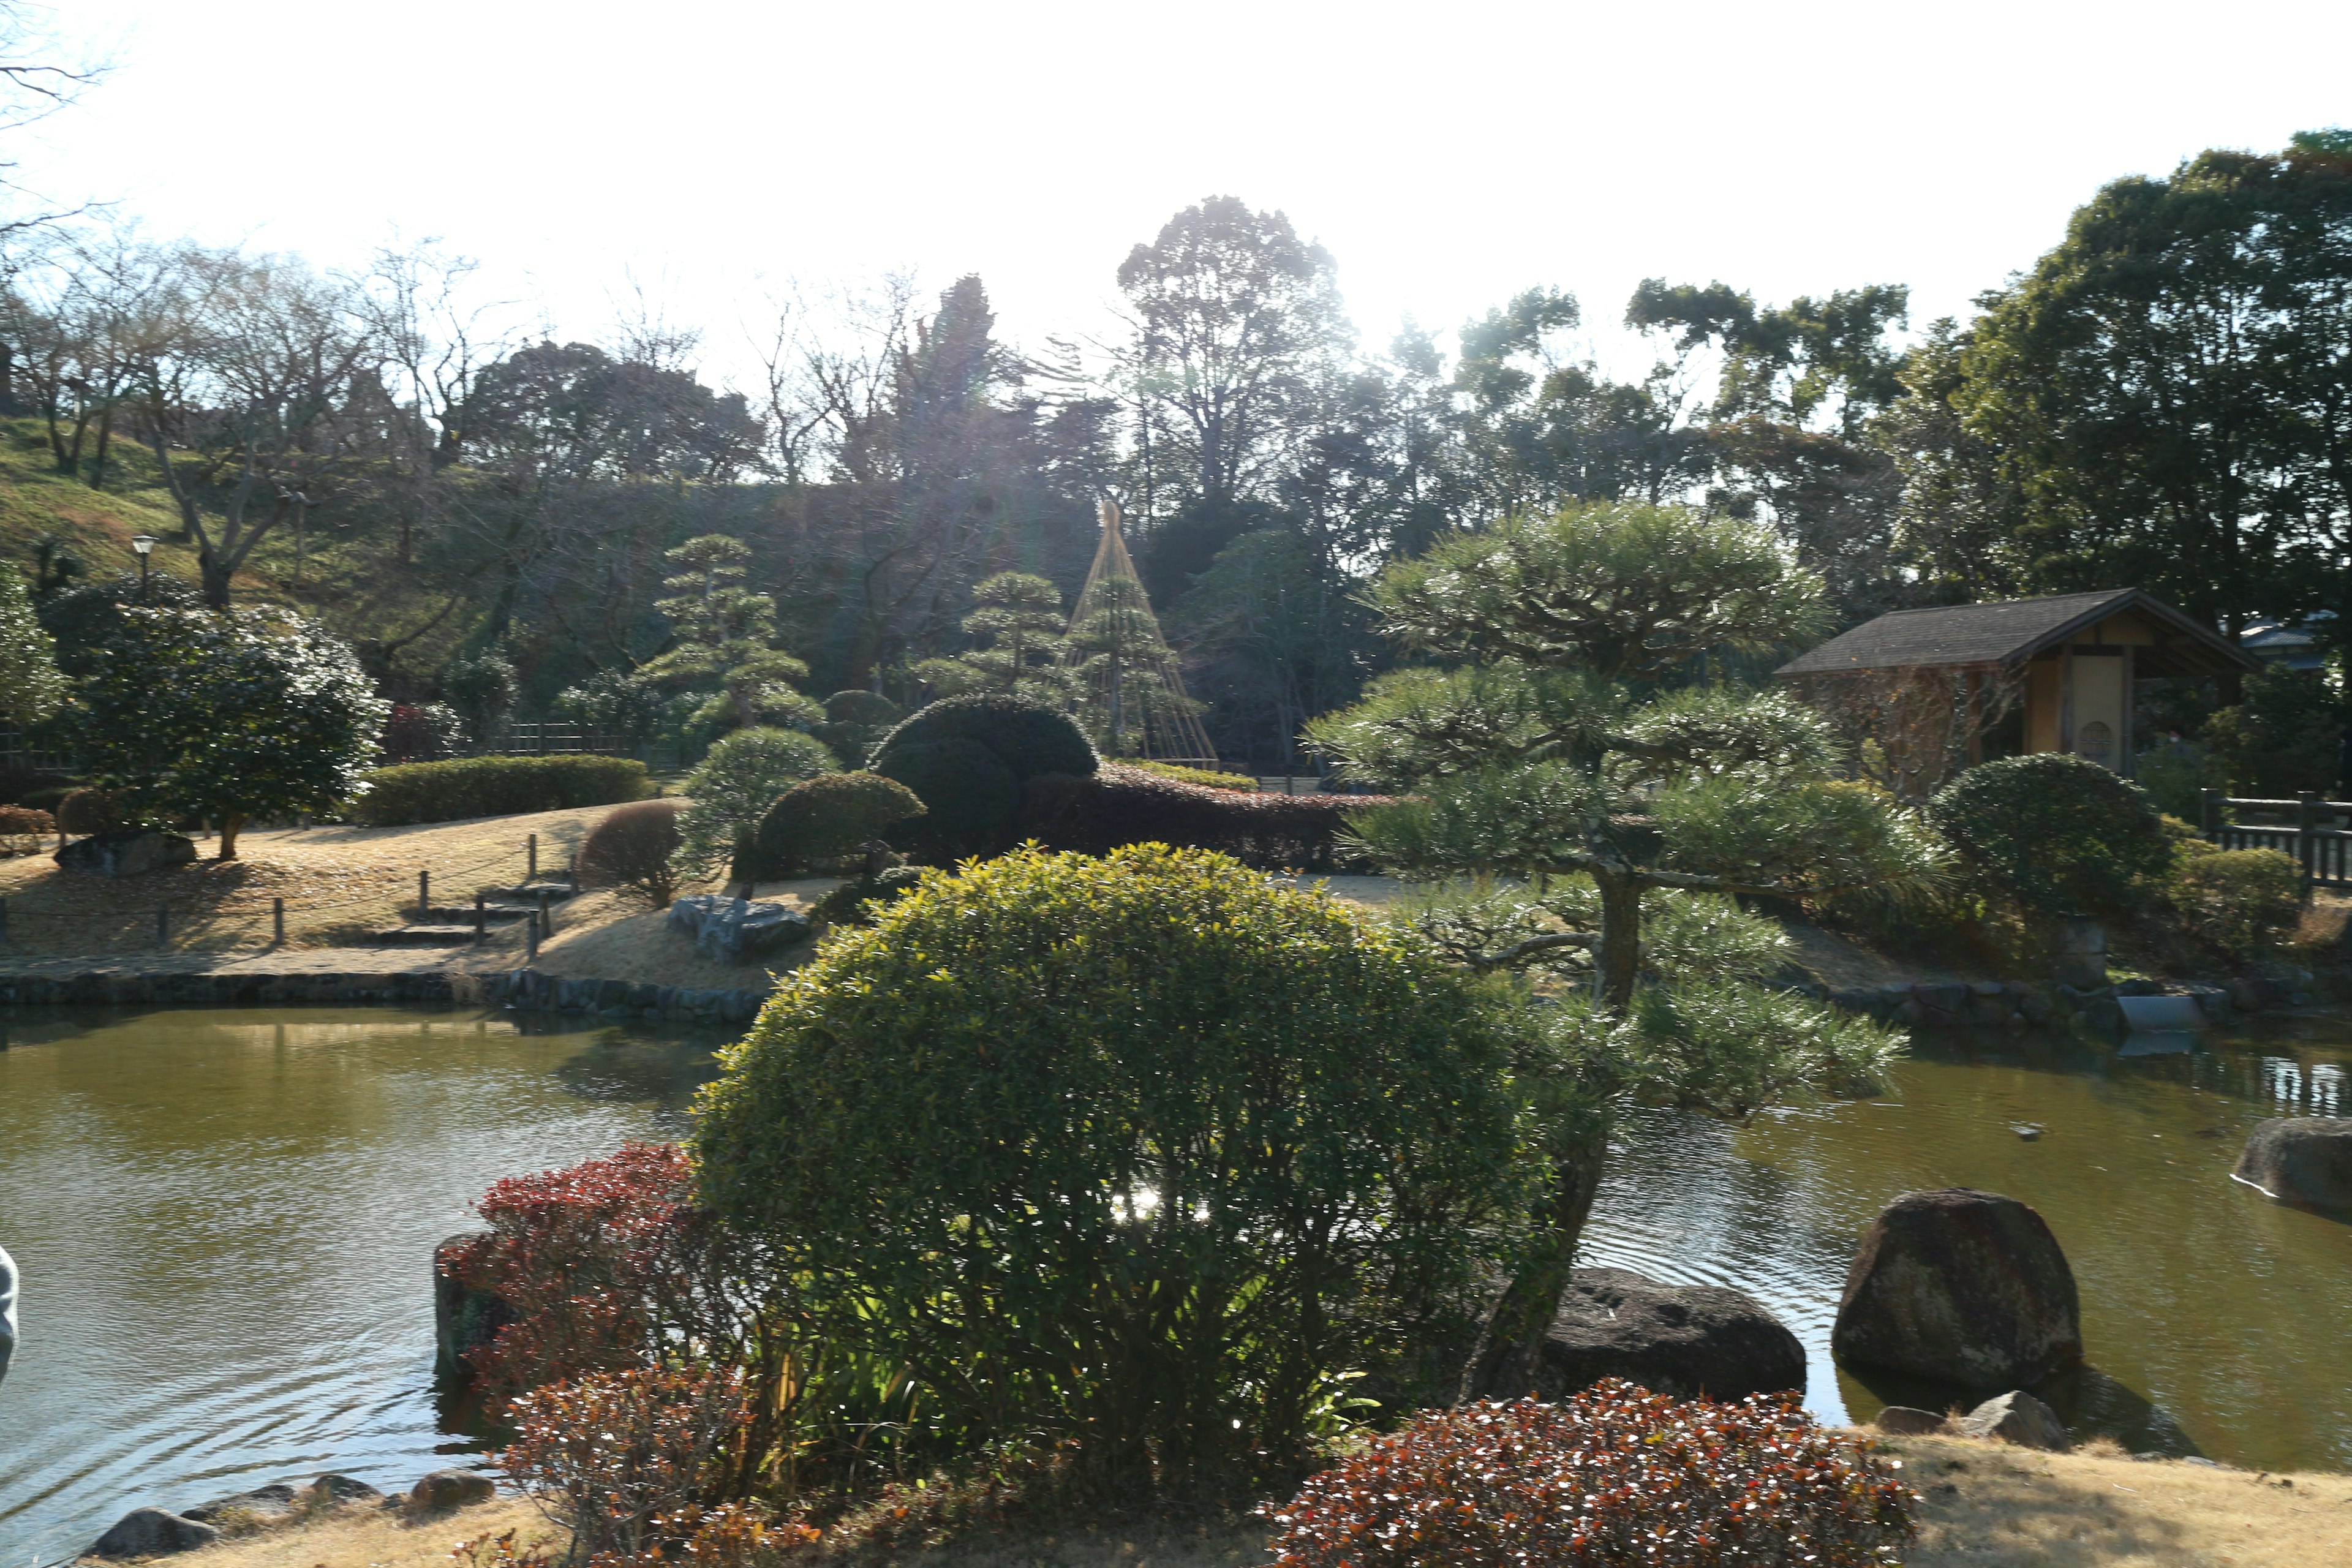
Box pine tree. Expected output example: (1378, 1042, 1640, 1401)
(643, 535, 816, 731)
(1066, 502, 1215, 762)
(910, 573, 1076, 705)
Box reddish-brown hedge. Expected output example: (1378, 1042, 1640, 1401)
(1016, 764, 1393, 871)
(1265, 1383, 1915, 1568)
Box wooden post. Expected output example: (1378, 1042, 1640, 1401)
(527, 832, 538, 883)
(473, 891, 486, 945)
(0, 895, 8, 947)
(537, 889, 552, 939)
(273, 897, 285, 945)
(155, 905, 168, 948)
(418, 869, 431, 917)
(527, 918, 540, 962)
(2299, 791, 2320, 894)
(2199, 788, 2218, 839)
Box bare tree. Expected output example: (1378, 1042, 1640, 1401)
(1787, 665, 2024, 801)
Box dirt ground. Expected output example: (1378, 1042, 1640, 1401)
(130, 1432, 2352, 1568)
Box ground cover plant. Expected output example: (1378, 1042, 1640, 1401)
(1264, 1382, 1915, 1567)
(691, 843, 1543, 1494)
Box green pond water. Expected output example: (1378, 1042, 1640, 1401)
(0, 1004, 2348, 1558)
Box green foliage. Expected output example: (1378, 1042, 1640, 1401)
(643, 535, 817, 731)
(353, 754, 652, 826)
(672, 727, 837, 878)
(910, 572, 1074, 706)
(805, 864, 924, 929)
(552, 669, 671, 745)
(810, 689, 903, 766)
(1928, 753, 2172, 919)
(2201, 663, 2343, 797)
(0, 565, 66, 725)
(873, 692, 1099, 780)
(692, 845, 1540, 1490)
(1265, 1384, 1915, 1568)
(579, 800, 688, 909)
(872, 737, 1020, 862)
(2169, 842, 2303, 958)
(2135, 739, 2229, 823)
(55, 787, 125, 834)
(442, 647, 518, 741)
(63, 606, 391, 854)
(746, 772, 925, 877)
(1133, 760, 1258, 791)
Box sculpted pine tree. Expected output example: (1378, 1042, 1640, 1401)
(1308, 501, 1937, 1398)
(910, 572, 1075, 705)
(643, 535, 816, 731)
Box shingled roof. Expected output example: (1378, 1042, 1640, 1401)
(1774, 589, 2258, 677)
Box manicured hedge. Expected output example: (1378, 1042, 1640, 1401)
(1017, 763, 1395, 871)
(1132, 760, 1259, 791)
(352, 755, 650, 826)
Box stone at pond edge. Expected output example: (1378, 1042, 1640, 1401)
(2233, 1118, 2352, 1209)
(88, 1506, 220, 1558)
(54, 829, 199, 878)
(306, 1473, 385, 1506)
(1874, 1405, 1948, 1434)
(182, 1482, 297, 1522)
(665, 894, 811, 964)
(434, 1232, 514, 1381)
(410, 1468, 496, 1511)
(1958, 1389, 2072, 1452)
(1536, 1267, 1806, 1403)
(1832, 1187, 2082, 1391)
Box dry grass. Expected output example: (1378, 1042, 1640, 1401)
(130, 1495, 558, 1568)
(494, 878, 841, 989)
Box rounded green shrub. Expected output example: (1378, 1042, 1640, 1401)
(805, 864, 924, 929)
(56, 786, 128, 835)
(692, 844, 1536, 1491)
(352, 755, 650, 826)
(2169, 842, 2303, 957)
(747, 772, 925, 877)
(673, 728, 839, 878)
(870, 693, 1098, 781)
(872, 737, 1020, 861)
(823, 689, 903, 729)
(1929, 753, 2171, 918)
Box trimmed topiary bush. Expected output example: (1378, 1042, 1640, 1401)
(872, 738, 1022, 862)
(2169, 842, 2303, 957)
(1134, 760, 1259, 791)
(0, 803, 55, 851)
(1929, 753, 2172, 918)
(1017, 763, 1395, 871)
(56, 786, 129, 835)
(692, 844, 1537, 1491)
(746, 772, 925, 878)
(871, 693, 1098, 782)
(815, 688, 904, 766)
(352, 755, 650, 826)
(1265, 1382, 1914, 1567)
(671, 728, 839, 879)
(806, 864, 924, 929)
(579, 799, 688, 908)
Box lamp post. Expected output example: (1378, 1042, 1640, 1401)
(130, 534, 158, 602)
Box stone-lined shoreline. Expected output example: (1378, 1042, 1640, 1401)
(0, 964, 775, 1025)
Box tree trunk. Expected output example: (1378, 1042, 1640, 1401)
(1458, 1125, 1610, 1401)
(1592, 866, 1644, 1014)
(200, 552, 235, 609)
(217, 813, 246, 861)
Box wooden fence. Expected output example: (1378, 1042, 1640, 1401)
(2201, 790, 2352, 889)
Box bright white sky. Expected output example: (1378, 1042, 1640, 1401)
(20, 0, 2352, 391)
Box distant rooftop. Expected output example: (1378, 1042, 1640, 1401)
(1776, 589, 2258, 679)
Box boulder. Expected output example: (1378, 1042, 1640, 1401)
(665, 894, 811, 965)
(2233, 1118, 2352, 1210)
(433, 1232, 514, 1380)
(1832, 1188, 2082, 1391)
(1874, 1405, 1947, 1434)
(1536, 1267, 1806, 1403)
(410, 1468, 497, 1511)
(182, 1482, 296, 1522)
(1957, 1389, 2071, 1452)
(1, 1243, 15, 1391)
(88, 1507, 221, 1558)
(303, 1473, 384, 1506)
(54, 829, 198, 878)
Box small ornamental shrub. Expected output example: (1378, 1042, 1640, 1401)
(813, 688, 904, 766)
(1264, 1384, 1915, 1568)
(692, 845, 1537, 1491)
(0, 803, 54, 851)
(1929, 753, 2171, 918)
(806, 864, 924, 929)
(672, 728, 839, 878)
(1017, 763, 1396, 871)
(378, 702, 467, 764)
(500, 1368, 754, 1562)
(2169, 842, 2303, 957)
(746, 772, 926, 877)
(1133, 760, 1259, 791)
(870, 693, 1098, 781)
(872, 738, 1019, 861)
(353, 755, 650, 826)
(56, 786, 128, 835)
(2135, 739, 2227, 824)
(579, 800, 688, 909)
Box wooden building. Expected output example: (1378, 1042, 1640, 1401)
(1775, 589, 2258, 777)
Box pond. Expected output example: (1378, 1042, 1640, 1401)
(0, 1006, 724, 1561)
(0, 1004, 2348, 1557)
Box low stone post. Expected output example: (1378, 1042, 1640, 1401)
(418, 869, 431, 917)
(2053, 918, 2106, 988)
(527, 832, 538, 882)
(273, 897, 285, 945)
(473, 892, 486, 944)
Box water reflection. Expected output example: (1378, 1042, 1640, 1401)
(0, 1006, 723, 1561)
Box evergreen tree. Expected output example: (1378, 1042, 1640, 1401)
(643, 535, 816, 731)
(910, 572, 1074, 705)
(0, 565, 68, 726)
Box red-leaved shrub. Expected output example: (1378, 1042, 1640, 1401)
(0, 803, 55, 851)
(1017, 764, 1394, 871)
(1264, 1383, 1915, 1568)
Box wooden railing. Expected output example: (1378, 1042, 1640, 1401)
(2201, 790, 2352, 889)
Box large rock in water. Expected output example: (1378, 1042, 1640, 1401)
(0, 1243, 15, 1391)
(665, 894, 810, 964)
(2233, 1117, 2352, 1209)
(1832, 1188, 2081, 1391)
(88, 1507, 220, 1558)
(1536, 1268, 1806, 1402)
(433, 1232, 514, 1381)
(55, 829, 198, 878)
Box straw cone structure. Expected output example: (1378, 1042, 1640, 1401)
(1067, 499, 1218, 765)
